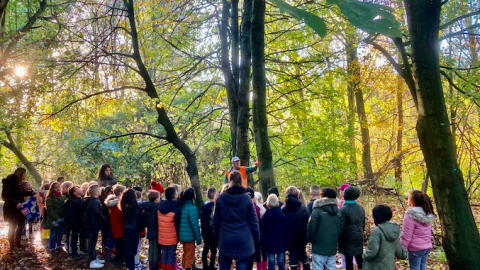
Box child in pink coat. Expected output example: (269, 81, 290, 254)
(400, 190, 435, 270)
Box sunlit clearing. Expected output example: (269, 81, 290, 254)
(14, 66, 27, 78)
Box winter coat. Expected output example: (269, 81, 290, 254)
(123, 206, 144, 231)
(338, 202, 365, 256)
(256, 203, 266, 217)
(179, 200, 201, 245)
(400, 207, 434, 251)
(79, 196, 93, 230)
(158, 199, 181, 245)
(46, 194, 66, 229)
(307, 199, 315, 216)
(142, 201, 160, 239)
(64, 195, 83, 231)
(282, 193, 309, 247)
(339, 198, 346, 208)
(260, 207, 290, 254)
(97, 175, 117, 187)
(307, 198, 344, 256)
(83, 197, 108, 231)
(2, 174, 30, 222)
(201, 201, 215, 242)
(106, 195, 125, 238)
(213, 185, 260, 261)
(364, 222, 407, 270)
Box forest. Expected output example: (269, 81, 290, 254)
(1, 0, 480, 268)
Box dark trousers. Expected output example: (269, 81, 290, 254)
(202, 239, 217, 270)
(345, 255, 363, 270)
(114, 237, 125, 263)
(87, 229, 99, 262)
(67, 229, 79, 254)
(79, 228, 86, 252)
(8, 219, 26, 246)
(248, 245, 261, 270)
(124, 227, 140, 270)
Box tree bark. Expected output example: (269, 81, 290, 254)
(237, 0, 253, 186)
(1, 130, 43, 184)
(124, 0, 203, 210)
(404, 0, 480, 267)
(395, 74, 403, 185)
(346, 35, 358, 179)
(251, 0, 274, 198)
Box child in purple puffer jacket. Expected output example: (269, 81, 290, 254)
(400, 190, 435, 270)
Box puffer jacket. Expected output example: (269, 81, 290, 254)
(282, 193, 309, 247)
(338, 202, 365, 256)
(260, 207, 290, 254)
(2, 174, 30, 222)
(142, 201, 160, 239)
(106, 195, 125, 238)
(179, 200, 201, 245)
(83, 197, 108, 231)
(400, 207, 434, 251)
(64, 195, 83, 231)
(213, 185, 260, 261)
(307, 198, 344, 256)
(46, 194, 66, 229)
(364, 222, 407, 270)
(158, 199, 181, 245)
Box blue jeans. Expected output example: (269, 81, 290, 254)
(408, 249, 430, 270)
(268, 253, 285, 270)
(49, 227, 63, 250)
(220, 253, 248, 270)
(312, 254, 336, 270)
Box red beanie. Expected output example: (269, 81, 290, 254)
(150, 180, 164, 193)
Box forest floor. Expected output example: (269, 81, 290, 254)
(1, 195, 479, 270)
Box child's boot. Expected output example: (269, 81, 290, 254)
(167, 265, 175, 270)
(162, 264, 168, 270)
(303, 262, 311, 270)
(262, 261, 268, 270)
(257, 262, 263, 270)
(106, 247, 113, 261)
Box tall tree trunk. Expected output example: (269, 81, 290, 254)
(237, 0, 253, 186)
(347, 36, 373, 183)
(124, 0, 203, 210)
(251, 0, 274, 198)
(220, 0, 238, 156)
(395, 74, 403, 186)
(1, 130, 43, 184)
(404, 0, 480, 267)
(346, 35, 358, 179)
(231, 0, 240, 90)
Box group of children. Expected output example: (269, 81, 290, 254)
(20, 178, 435, 270)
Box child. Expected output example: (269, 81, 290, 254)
(337, 184, 350, 208)
(263, 187, 284, 210)
(179, 188, 201, 270)
(80, 182, 89, 197)
(260, 194, 290, 270)
(64, 185, 83, 259)
(46, 181, 66, 252)
(21, 182, 35, 240)
(307, 185, 320, 216)
(364, 205, 407, 270)
(121, 188, 145, 270)
(158, 187, 181, 270)
(61, 181, 73, 197)
(133, 186, 145, 268)
(201, 187, 217, 270)
(83, 185, 108, 269)
(106, 184, 127, 266)
(39, 180, 50, 240)
(151, 180, 165, 194)
(99, 186, 114, 261)
(283, 187, 310, 270)
(143, 190, 162, 270)
(254, 192, 266, 217)
(400, 191, 435, 270)
(338, 186, 365, 270)
(307, 187, 343, 270)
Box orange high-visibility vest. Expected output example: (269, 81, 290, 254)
(226, 167, 248, 187)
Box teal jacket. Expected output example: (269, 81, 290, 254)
(179, 200, 202, 245)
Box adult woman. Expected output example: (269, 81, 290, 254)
(96, 164, 117, 187)
(213, 171, 260, 270)
(2, 167, 31, 249)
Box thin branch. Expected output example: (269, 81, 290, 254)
(440, 9, 480, 30)
(82, 132, 168, 153)
(439, 23, 480, 42)
(440, 70, 480, 109)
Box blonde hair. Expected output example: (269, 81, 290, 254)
(112, 184, 126, 197)
(298, 189, 306, 205)
(267, 194, 279, 208)
(80, 182, 89, 194)
(171, 184, 182, 195)
(254, 192, 264, 205)
(286, 186, 300, 197)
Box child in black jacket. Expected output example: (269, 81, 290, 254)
(143, 190, 162, 270)
(121, 188, 145, 270)
(201, 188, 217, 270)
(64, 185, 83, 259)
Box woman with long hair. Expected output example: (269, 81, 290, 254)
(96, 164, 117, 187)
(2, 167, 30, 250)
(120, 188, 144, 270)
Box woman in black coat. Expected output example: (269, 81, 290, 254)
(1, 167, 30, 249)
(282, 187, 310, 270)
(213, 171, 260, 270)
(96, 164, 117, 187)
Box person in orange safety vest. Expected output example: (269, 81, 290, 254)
(224, 157, 258, 187)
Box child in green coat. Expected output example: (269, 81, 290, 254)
(179, 188, 201, 270)
(46, 181, 66, 252)
(363, 205, 407, 270)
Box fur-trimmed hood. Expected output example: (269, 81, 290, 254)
(105, 194, 120, 208)
(313, 197, 339, 215)
(406, 207, 435, 224)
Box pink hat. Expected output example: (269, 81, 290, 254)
(338, 183, 351, 190)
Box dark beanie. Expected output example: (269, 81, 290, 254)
(322, 187, 337, 199)
(267, 187, 279, 197)
(246, 187, 255, 199)
(132, 186, 143, 192)
(183, 187, 195, 201)
(344, 186, 360, 201)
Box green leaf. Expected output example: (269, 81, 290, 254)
(268, 0, 327, 38)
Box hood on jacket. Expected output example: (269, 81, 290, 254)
(313, 198, 339, 215)
(2, 174, 18, 184)
(285, 193, 302, 210)
(377, 221, 401, 242)
(142, 201, 160, 212)
(159, 199, 180, 214)
(222, 185, 248, 207)
(105, 194, 120, 208)
(406, 207, 435, 224)
(263, 207, 284, 223)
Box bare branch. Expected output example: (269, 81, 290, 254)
(440, 9, 480, 30)
(440, 70, 480, 109)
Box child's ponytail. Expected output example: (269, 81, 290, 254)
(410, 190, 435, 216)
